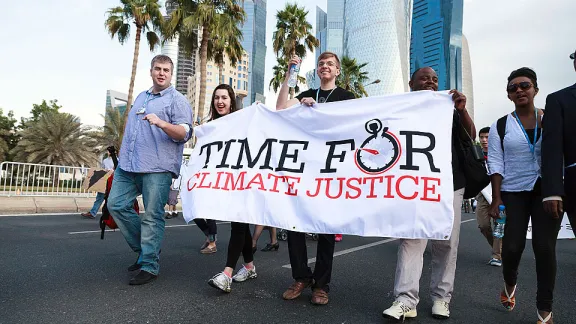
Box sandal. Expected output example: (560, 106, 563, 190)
(200, 245, 217, 254)
(537, 311, 552, 324)
(500, 284, 516, 311)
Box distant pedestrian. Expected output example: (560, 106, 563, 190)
(165, 177, 180, 219)
(81, 150, 115, 219)
(108, 54, 193, 286)
(474, 126, 502, 267)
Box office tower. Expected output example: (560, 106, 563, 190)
(190, 51, 250, 124)
(344, 0, 413, 95)
(410, 0, 464, 91)
(327, 0, 346, 58)
(461, 34, 474, 121)
(240, 0, 267, 107)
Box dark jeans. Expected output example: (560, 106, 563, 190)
(194, 219, 217, 242)
(287, 231, 335, 292)
(226, 222, 253, 269)
(501, 188, 561, 312)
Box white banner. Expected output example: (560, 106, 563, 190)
(480, 184, 574, 239)
(181, 91, 456, 239)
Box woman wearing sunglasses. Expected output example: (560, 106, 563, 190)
(487, 67, 561, 324)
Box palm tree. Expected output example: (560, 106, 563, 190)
(163, 0, 245, 124)
(0, 130, 9, 163)
(272, 3, 318, 98)
(269, 56, 305, 94)
(92, 107, 127, 152)
(104, 0, 163, 122)
(337, 56, 371, 98)
(209, 14, 244, 84)
(11, 112, 98, 167)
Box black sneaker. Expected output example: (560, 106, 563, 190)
(129, 270, 157, 285)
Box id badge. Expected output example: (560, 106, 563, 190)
(135, 107, 146, 115)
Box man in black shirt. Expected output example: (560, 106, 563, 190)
(382, 67, 476, 321)
(276, 52, 355, 305)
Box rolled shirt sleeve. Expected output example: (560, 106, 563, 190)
(170, 94, 194, 142)
(487, 120, 504, 177)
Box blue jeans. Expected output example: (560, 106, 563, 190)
(108, 168, 172, 275)
(90, 192, 105, 216)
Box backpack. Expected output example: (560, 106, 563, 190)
(99, 146, 140, 240)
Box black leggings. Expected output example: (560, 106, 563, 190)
(501, 188, 561, 312)
(194, 219, 217, 242)
(226, 222, 254, 269)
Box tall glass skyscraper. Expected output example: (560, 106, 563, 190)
(241, 0, 267, 106)
(316, 6, 328, 62)
(327, 0, 346, 58)
(306, 6, 328, 89)
(410, 0, 464, 91)
(344, 0, 413, 95)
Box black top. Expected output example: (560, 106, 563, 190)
(452, 111, 466, 191)
(525, 128, 542, 145)
(296, 87, 356, 103)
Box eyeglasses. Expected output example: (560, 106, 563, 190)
(317, 61, 338, 68)
(506, 81, 533, 93)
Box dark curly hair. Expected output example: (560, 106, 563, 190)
(507, 67, 538, 90)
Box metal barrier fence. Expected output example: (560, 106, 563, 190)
(0, 162, 96, 197)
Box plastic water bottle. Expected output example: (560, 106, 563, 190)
(493, 205, 506, 238)
(287, 61, 300, 88)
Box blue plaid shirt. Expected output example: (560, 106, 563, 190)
(119, 86, 193, 178)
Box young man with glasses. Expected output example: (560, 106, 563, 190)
(542, 49, 576, 237)
(275, 51, 355, 305)
(108, 55, 193, 285)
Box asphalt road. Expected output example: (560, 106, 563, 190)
(1, 213, 575, 324)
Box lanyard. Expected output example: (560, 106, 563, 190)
(513, 109, 538, 154)
(316, 88, 336, 103)
(136, 92, 160, 114)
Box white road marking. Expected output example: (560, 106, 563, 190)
(68, 221, 230, 235)
(282, 218, 476, 269)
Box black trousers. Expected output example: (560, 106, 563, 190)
(226, 222, 253, 269)
(194, 219, 217, 241)
(287, 231, 335, 292)
(501, 187, 561, 312)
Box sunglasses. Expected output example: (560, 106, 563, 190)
(571, 52, 575, 60)
(506, 81, 533, 93)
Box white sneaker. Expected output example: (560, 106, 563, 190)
(432, 300, 450, 319)
(488, 258, 502, 267)
(208, 272, 232, 293)
(232, 265, 257, 282)
(382, 301, 417, 320)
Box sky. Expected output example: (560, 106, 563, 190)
(0, 0, 575, 131)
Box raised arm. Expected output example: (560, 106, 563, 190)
(276, 55, 302, 110)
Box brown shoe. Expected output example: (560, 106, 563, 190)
(81, 212, 95, 219)
(200, 246, 217, 254)
(282, 280, 311, 300)
(311, 288, 329, 305)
